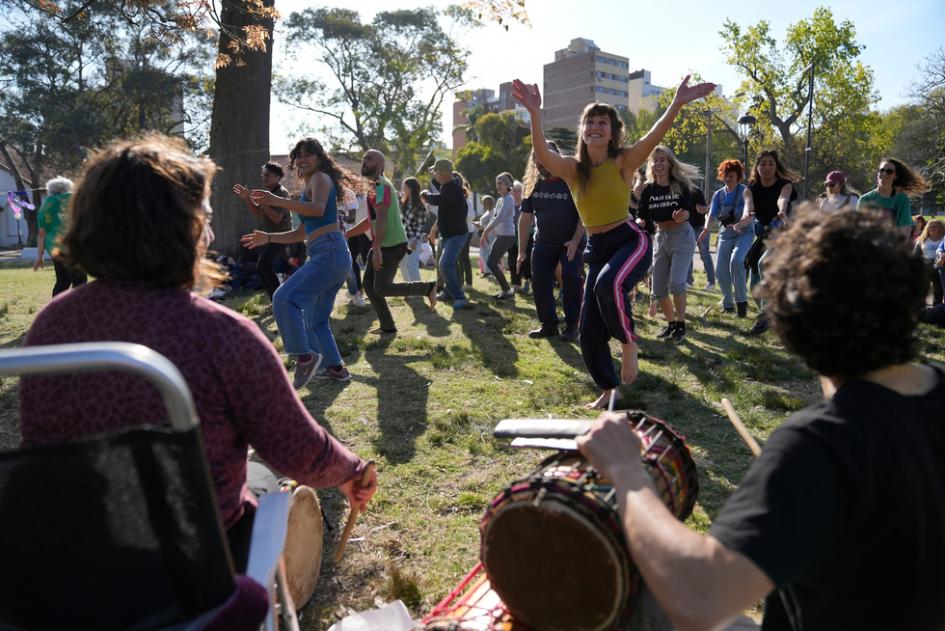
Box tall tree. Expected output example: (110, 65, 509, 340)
(278, 7, 471, 179)
(5, 0, 278, 255)
(207, 0, 275, 257)
(0, 2, 210, 244)
(719, 7, 873, 193)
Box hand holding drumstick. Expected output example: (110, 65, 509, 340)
(335, 461, 377, 562)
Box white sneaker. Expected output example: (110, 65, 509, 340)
(346, 291, 358, 303)
(352, 293, 367, 307)
(703, 282, 716, 291)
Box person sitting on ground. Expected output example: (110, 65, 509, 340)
(19, 134, 377, 571)
(34, 176, 87, 296)
(577, 206, 945, 631)
(915, 219, 945, 306)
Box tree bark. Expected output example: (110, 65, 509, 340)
(207, 1, 275, 258)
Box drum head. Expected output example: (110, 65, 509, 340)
(482, 497, 628, 631)
(283, 486, 324, 608)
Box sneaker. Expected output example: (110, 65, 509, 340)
(464, 283, 474, 291)
(316, 364, 352, 382)
(656, 321, 677, 339)
(559, 324, 579, 342)
(452, 299, 473, 309)
(370, 326, 397, 335)
(494, 290, 514, 301)
(519, 281, 531, 295)
(350, 293, 367, 307)
(736, 301, 748, 318)
(437, 291, 451, 301)
(748, 314, 769, 336)
(292, 353, 323, 390)
(722, 304, 736, 314)
(670, 322, 687, 343)
(528, 324, 559, 339)
(703, 282, 716, 291)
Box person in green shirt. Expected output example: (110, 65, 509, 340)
(857, 157, 931, 238)
(359, 149, 437, 334)
(33, 176, 87, 296)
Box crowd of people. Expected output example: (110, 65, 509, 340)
(18, 71, 945, 630)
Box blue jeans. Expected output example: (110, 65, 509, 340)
(716, 229, 754, 308)
(439, 234, 467, 302)
(687, 234, 716, 285)
(272, 231, 350, 366)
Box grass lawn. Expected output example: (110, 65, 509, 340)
(3, 257, 945, 629)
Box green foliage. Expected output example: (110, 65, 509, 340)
(279, 7, 471, 179)
(719, 7, 876, 195)
(455, 111, 531, 194)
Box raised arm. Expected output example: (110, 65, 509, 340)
(619, 75, 716, 179)
(512, 79, 579, 184)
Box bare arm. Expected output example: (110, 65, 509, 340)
(517, 211, 534, 257)
(777, 183, 793, 219)
(733, 188, 755, 232)
(577, 414, 773, 631)
(511, 79, 579, 184)
(250, 172, 333, 217)
(241, 224, 305, 250)
(33, 228, 47, 270)
(346, 217, 371, 238)
(618, 75, 717, 181)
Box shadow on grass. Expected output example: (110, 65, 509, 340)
(361, 334, 429, 464)
(450, 300, 520, 378)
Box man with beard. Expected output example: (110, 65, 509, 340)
(360, 150, 437, 335)
(517, 142, 586, 341)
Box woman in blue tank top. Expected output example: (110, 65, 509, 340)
(242, 137, 356, 387)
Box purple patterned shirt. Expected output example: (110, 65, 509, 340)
(19, 281, 365, 528)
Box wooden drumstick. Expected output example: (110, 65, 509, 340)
(334, 460, 375, 563)
(720, 398, 762, 458)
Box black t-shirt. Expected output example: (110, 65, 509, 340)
(259, 184, 292, 231)
(638, 182, 698, 225)
(710, 365, 945, 630)
(521, 177, 581, 245)
(749, 179, 797, 226)
(687, 188, 708, 230)
(424, 179, 467, 238)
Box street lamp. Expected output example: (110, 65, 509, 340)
(737, 114, 756, 169)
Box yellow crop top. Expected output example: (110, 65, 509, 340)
(570, 159, 631, 228)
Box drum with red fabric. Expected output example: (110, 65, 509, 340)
(479, 412, 698, 631)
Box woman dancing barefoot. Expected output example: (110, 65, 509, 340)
(512, 75, 714, 409)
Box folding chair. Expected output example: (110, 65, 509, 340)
(0, 342, 298, 630)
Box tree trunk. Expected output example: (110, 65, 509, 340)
(207, 1, 275, 258)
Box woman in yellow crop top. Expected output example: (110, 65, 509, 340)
(512, 76, 715, 408)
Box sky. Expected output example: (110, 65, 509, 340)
(269, 0, 945, 152)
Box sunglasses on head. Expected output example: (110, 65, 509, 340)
(878, 168, 895, 175)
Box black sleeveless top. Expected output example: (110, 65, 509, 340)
(750, 178, 797, 225)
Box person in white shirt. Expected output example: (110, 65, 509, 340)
(914, 219, 945, 305)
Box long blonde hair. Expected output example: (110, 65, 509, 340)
(645, 145, 700, 196)
(523, 141, 559, 198)
(918, 219, 945, 245)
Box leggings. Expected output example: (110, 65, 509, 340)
(487, 235, 517, 293)
(580, 221, 652, 391)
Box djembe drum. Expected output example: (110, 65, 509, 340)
(479, 412, 698, 631)
(247, 461, 324, 608)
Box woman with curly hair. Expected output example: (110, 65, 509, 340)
(701, 159, 752, 317)
(512, 74, 715, 408)
(242, 137, 356, 386)
(858, 157, 931, 237)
